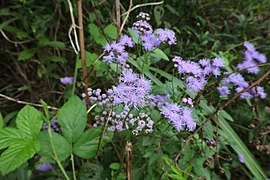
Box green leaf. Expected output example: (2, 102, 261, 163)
(109, 163, 120, 170)
(40, 99, 49, 120)
(128, 28, 140, 43)
(88, 23, 106, 45)
(38, 132, 71, 162)
(57, 96, 87, 143)
(166, 174, 185, 180)
(18, 49, 36, 61)
(219, 118, 267, 179)
(219, 110, 233, 122)
(104, 24, 118, 39)
(76, 51, 97, 68)
(150, 109, 161, 121)
(0, 113, 3, 128)
(152, 48, 169, 61)
(0, 140, 40, 175)
(16, 105, 42, 138)
(46, 56, 67, 63)
(73, 127, 110, 159)
(0, 128, 24, 150)
(44, 41, 65, 48)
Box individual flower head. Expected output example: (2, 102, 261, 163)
(181, 107, 196, 131)
(212, 58, 225, 68)
(185, 76, 207, 92)
(108, 68, 151, 109)
(224, 73, 249, 88)
(103, 41, 128, 65)
(172, 56, 202, 77)
(42, 119, 60, 132)
(237, 41, 267, 74)
(60, 77, 74, 85)
(140, 34, 160, 51)
(155, 28, 177, 45)
(149, 94, 170, 108)
(238, 154, 244, 163)
(119, 35, 134, 48)
(250, 86, 266, 99)
(199, 58, 211, 67)
(38, 163, 53, 171)
(161, 102, 196, 131)
(244, 41, 256, 53)
(217, 86, 231, 96)
(236, 58, 259, 74)
(132, 20, 153, 35)
(182, 97, 194, 107)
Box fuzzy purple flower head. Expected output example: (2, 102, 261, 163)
(238, 154, 244, 163)
(38, 163, 53, 171)
(108, 68, 151, 109)
(237, 41, 267, 74)
(161, 102, 196, 131)
(60, 77, 74, 85)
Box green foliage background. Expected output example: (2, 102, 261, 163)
(0, 0, 270, 179)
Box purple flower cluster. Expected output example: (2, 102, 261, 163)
(94, 107, 153, 134)
(161, 102, 196, 131)
(182, 97, 194, 107)
(83, 88, 110, 107)
(132, 12, 176, 51)
(237, 41, 267, 74)
(60, 77, 74, 85)
(103, 35, 134, 65)
(37, 163, 53, 171)
(107, 68, 151, 109)
(218, 72, 266, 99)
(149, 94, 170, 108)
(173, 56, 225, 92)
(43, 119, 60, 132)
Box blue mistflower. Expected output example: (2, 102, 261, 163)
(60, 77, 73, 85)
(108, 69, 151, 109)
(161, 102, 196, 131)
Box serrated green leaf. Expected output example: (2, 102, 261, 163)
(104, 24, 117, 39)
(88, 23, 100, 37)
(0, 128, 24, 150)
(57, 96, 87, 143)
(16, 105, 42, 138)
(18, 49, 36, 61)
(38, 132, 71, 162)
(88, 23, 106, 45)
(0, 140, 40, 175)
(73, 127, 110, 159)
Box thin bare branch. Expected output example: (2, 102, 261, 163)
(0, 93, 58, 110)
(66, 0, 80, 54)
